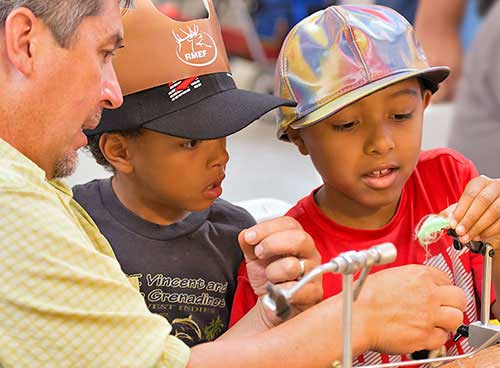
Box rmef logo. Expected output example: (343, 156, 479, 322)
(172, 24, 218, 67)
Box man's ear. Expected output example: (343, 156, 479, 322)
(287, 127, 309, 156)
(99, 134, 135, 174)
(3, 7, 42, 75)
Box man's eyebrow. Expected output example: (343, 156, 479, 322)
(106, 33, 124, 48)
(388, 88, 419, 98)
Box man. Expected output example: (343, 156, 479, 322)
(0, 1, 468, 367)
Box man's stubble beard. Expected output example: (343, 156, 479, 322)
(52, 110, 102, 178)
(53, 150, 79, 178)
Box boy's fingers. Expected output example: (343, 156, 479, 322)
(438, 203, 456, 219)
(238, 216, 307, 262)
(452, 175, 492, 232)
(465, 197, 500, 241)
(478, 218, 500, 242)
(455, 181, 500, 239)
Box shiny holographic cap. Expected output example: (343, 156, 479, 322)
(275, 5, 450, 141)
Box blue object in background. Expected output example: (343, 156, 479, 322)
(461, 0, 481, 50)
(376, 0, 418, 23)
(252, 0, 481, 51)
(376, 0, 480, 51)
(252, 0, 330, 40)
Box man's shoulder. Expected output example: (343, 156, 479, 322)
(0, 161, 38, 192)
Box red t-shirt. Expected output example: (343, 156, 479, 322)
(230, 148, 494, 365)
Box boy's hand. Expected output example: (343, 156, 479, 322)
(238, 216, 322, 324)
(441, 175, 500, 249)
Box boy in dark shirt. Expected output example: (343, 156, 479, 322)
(73, 0, 297, 346)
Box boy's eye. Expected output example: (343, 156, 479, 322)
(332, 121, 358, 131)
(392, 112, 414, 121)
(181, 140, 200, 149)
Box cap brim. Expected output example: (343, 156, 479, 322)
(144, 89, 296, 140)
(280, 66, 449, 140)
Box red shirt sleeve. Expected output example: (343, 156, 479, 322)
(229, 261, 258, 327)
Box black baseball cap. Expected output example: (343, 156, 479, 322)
(87, 72, 296, 139)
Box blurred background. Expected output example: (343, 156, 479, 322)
(67, 0, 497, 214)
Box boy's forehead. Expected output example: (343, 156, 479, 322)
(344, 79, 421, 108)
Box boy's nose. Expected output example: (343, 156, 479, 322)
(208, 138, 229, 168)
(364, 123, 395, 155)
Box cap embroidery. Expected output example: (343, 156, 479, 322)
(168, 77, 202, 101)
(172, 24, 218, 67)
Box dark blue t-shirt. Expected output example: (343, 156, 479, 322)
(73, 178, 256, 346)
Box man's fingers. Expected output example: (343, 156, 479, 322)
(434, 305, 464, 333)
(425, 266, 453, 286)
(263, 280, 323, 312)
(238, 216, 302, 261)
(258, 229, 317, 260)
(265, 256, 309, 284)
(435, 285, 467, 311)
(425, 328, 450, 351)
(241, 228, 316, 263)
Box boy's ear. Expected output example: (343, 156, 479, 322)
(422, 88, 433, 109)
(99, 134, 134, 174)
(3, 7, 41, 76)
(287, 127, 309, 156)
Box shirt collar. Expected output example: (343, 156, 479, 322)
(0, 138, 73, 196)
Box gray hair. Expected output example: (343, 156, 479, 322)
(0, 0, 133, 47)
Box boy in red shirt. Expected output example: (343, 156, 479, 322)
(231, 4, 500, 365)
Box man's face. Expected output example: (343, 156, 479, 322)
(123, 130, 229, 221)
(291, 78, 432, 216)
(31, 0, 123, 178)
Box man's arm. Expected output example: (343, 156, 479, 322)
(0, 187, 189, 368)
(189, 264, 466, 368)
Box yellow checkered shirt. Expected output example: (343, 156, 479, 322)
(0, 139, 190, 368)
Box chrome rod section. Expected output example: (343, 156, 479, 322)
(481, 244, 493, 325)
(343, 273, 354, 368)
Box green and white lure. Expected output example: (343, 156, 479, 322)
(415, 214, 452, 256)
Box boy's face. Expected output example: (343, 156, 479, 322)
(123, 129, 228, 214)
(289, 78, 432, 214)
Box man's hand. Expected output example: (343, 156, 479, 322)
(355, 265, 466, 354)
(238, 216, 322, 325)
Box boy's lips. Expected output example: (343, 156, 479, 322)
(361, 166, 400, 190)
(202, 175, 225, 200)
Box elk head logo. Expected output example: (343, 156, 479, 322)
(172, 24, 218, 67)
